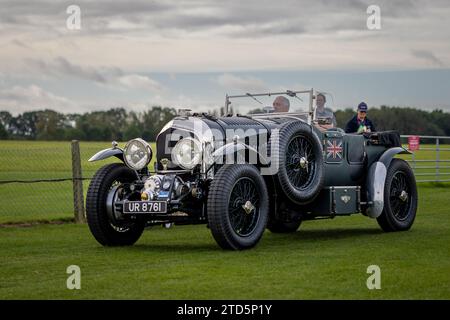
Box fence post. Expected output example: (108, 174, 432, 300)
(436, 138, 440, 182)
(71, 140, 86, 223)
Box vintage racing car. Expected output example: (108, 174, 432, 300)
(86, 89, 418, 250)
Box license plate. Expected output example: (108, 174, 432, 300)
(123, 201, 167, 214)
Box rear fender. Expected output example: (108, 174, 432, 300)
(378, 147, 411, 167)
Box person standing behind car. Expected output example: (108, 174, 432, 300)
(345, 102, 376, 134)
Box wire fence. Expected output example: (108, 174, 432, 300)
(0, 136, 448, 224)
(0, 140, 111, 224)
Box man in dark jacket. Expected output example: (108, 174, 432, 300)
(345, 102, 376, 133)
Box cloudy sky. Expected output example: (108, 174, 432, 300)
(0, 0, 450, 114)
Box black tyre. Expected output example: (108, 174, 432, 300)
(207, 164, 269, 250)
(267, 219, 301, 233)
(267, 197, 302, 233)
(377, 159, 418, 232)
(272, 121, 324, 204)
(86, 163, 145, 246)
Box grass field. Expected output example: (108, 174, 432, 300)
(0, 141, 157, 223)
(0, 140, 449, 299)
(0, 184, 449, 299)
(0, 140, 449, 224)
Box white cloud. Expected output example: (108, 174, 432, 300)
(0, 1, 449, 73)
(27, 57, 121, 83)
(27, 57, 165, 93)
(117, 74, 165, 92)
(0, 85, 76, 115)
(216, 73, 268, 92)
(0, 0, 449, 114)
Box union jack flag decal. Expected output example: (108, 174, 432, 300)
(326, 139, 343, 162)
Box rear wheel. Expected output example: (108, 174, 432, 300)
(377, 159, 418, 232)
(267, 219, 301, 233)
(207, 165, 269, 250)
(267, 199, 302, 233)
(86, 163, 145, 246)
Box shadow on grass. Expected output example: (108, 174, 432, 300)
(115, 227, 386, 253)
(273, 227, 384, 241)
(260, 227, 386, 249)
(131, 242, 218, 252)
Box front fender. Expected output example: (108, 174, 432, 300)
(365, 147, 411, 218)
(88, 148, 124, 162)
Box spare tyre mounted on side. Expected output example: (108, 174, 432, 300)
(273, 121, 325, 204)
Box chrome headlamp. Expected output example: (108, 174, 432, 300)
(123, 138, 152, 170)
(172, 137, 202, 170)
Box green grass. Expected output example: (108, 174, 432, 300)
(0, 140, 449, 223)
(0, 141, 156, 223)
(0, 141, 449, 299)
(0, 184, 448, 299)
(399, 143, 450, 181)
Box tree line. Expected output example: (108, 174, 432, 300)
(0, 105, 449, 141)
(0, 107, 177, 142)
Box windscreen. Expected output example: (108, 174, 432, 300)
(227, 91, 312, 115)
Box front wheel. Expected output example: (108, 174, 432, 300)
(377, 159, 418, 232)
(86, 163, 145, 246)
(207, 165, 269, 250)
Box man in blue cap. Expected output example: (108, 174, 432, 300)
(345, 102, 376, 134)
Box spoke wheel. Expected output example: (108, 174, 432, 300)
(285, 135, 316, 190)
(208, 164, 269, 250)
(377, 159, 418, 232)
(389, 171, 411, 221)
(86, 163, 145, 246)
(228, 177, 260, 237)
(274, 121, 324, 204)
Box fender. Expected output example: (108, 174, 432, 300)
(212, 141, 269, 166)
(378, 147, 411, 168)
(88, 147, 124, 162)
(365, 147, 411, 218)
